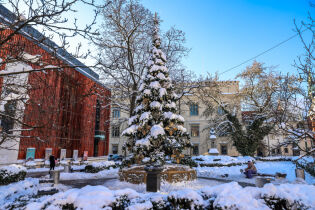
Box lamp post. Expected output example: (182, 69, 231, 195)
(208, 128, 219, 156)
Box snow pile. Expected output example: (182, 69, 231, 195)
(149, 81, 161, 89)
(25, 185, 139, 210)
(0, 164, 27, 184)
(257, 156, 314, 163)
(0, 178, 39, 209)
(71, 165, 86, 171)
(150, 101, 161, 109)
(140, 112, 151, 121)
(136, 137, 151, 147)
(122, 125, 138, 136)
(27, 166, 63, 173)
(168, 189, 204, 209)
(90, 161, 115, 169)
(25, 161, 37, 167)
(25, 182, 315, 210)
(0, 164, 26, 177)
(159, 88, 167, 97)
(150, 125, 165, 138)
(60, 168, 119, 180)
(128, 115, 138, 125)
(193, 155, 254, 166)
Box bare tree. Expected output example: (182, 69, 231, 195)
(273, 10, 315, 160)
(0, 0, 109, 150)
(94, 0, 191, 116)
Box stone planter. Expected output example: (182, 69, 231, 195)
(119, 165, 197, 184)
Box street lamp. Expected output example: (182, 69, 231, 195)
(208, 128, 219, 156)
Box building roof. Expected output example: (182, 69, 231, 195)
(0, 5, 104, 86)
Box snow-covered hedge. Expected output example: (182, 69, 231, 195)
(179, 156, 198, 167)
(0, 164, 27, 185)
(193, 155, 255, 167)
(84, 161, 117, 173)
(25, 182, 315, 210)
(0, 178, 39, 209)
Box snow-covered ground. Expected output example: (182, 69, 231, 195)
(0, 178, 39, 209)
(192, 155, 254, 165)
(24, 182, 315, 210)
(196, 161, 315, 184)
(59, 168, 119, 180)
(27, 166, 64, 173)
(102, 178, 223, 193)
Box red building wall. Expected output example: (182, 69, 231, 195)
(0, 29, 111, 159)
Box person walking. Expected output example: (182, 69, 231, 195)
(49, 155, 55, 171)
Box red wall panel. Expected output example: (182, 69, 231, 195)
(0, 29, 111, 159)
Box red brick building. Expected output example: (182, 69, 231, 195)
(0, 5, 111, 163)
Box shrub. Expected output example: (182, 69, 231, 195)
(263, 196, 309, 210)
(179, 157, 198, 167)
(0, 164, 27, 185)
(84, 161, 117, 173)
(295, 161, 315, 177)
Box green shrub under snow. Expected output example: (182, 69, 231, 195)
(179, 156, 198, 168)
(25, 182, 315, 210)
(84, 161, 117, 173)
(0, 164, 26, 185)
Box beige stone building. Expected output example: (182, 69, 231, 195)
(109, 81, 242, 156)
(109, 80, 313, 157)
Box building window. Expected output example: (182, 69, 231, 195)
(112, 108, 120, 119)
(1, 100, 17, 134)
(112, 125, 120, 137)
(192, 145, 199, 155)
(284, 148, 288, 153)
(220, 145, 227, 155)
(190, 104, 198, 116)
(112, 144, 118, 154)
(190, 124, 199, 137)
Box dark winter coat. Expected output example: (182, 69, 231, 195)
(49, 155, 55, 167)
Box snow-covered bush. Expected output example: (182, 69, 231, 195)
(85, 161, 117, 173)
(296, 161, 315, 177)
(193, 155, 254, 167)
(0, 164, 27, 185)
(25, 182, 315, 209)
(168, 189, 204, 209)
(0, 178, 39, 209)
(179, 156, 198, 167)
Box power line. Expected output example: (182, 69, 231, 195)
(219, 29, 307, 76)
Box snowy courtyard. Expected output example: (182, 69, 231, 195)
(1, 156, 315, 209)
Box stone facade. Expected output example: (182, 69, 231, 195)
(109, 81, 241, 156)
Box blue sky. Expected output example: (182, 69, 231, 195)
(5, 0, 313, 80)
(142, 0, 313, 80)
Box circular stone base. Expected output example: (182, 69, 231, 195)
(119, 164, 197, 184)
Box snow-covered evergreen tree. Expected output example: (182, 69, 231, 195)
(122, 14, 191, 167)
